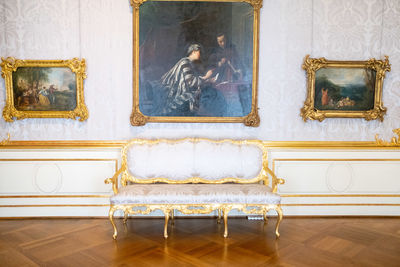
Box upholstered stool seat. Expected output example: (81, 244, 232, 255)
(111, 184, 281, 205)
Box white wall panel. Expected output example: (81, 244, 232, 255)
(0, 148, 120, 217)
(0, 160, 116, 195)
(269, 149, 400, 215)
(275, 160, 400, 194)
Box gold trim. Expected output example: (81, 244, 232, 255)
(0, 204, 109, 208)
(282, 203, 400, 206)
(0, 133, 10, 145)
(282, 194, 400, 197)
(274, 158, 400, 163)
(130, 0, 262, 126)
(1, 57, 88, 121)
(301, 55, 390, 122)
(375, 128, 400, 146)
(2, 140, 400, 150)
(262, 141, 400, 149)
(0, 195, 110, 198)
(0, 140, 126, 149)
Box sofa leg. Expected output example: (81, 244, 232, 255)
(263, 210, 268, 225)
(170, 210, 175, 226)
(109, 206, 118, 240)
(217, 208, 222, 224)
(164, 211, 170, 239)
(123, 210, 129, 224)
(223, 210, 229, 238)
(275, 206, 283, 238)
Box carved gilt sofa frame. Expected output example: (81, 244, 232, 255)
(105, 138, 285, 239)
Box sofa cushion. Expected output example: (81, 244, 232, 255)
(110, 184, 280, 205)
(126, 140, 263, 181)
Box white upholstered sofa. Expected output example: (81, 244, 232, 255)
(105, 138, 285, 239)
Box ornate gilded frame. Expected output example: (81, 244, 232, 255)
(301, 55, 390, 122)
(1, 57, 88, 122)
(130, 0, 262, 127)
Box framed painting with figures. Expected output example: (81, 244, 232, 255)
(301, 55, 390, 122)
(130, 0, 263, 126)
(1, 57, 88, 122)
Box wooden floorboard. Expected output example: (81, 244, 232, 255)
(0, 217, 399, 266)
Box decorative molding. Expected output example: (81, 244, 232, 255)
(244, 108, 260, 127)
(130, 0, 147, 9)
(0, 133, 11, 146)
(130, 108, 147, 126)
(1, 139, 400, 150)
(282, 194, 400, 197)
(375, 128, 400, 147)
(281, 204, 400, 207)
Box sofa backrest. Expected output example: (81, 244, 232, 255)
(120, 138, 269, 185)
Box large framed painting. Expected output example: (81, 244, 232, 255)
(130, 0, 262, 126)
(301, 55, 391, 122)
(1, 57, 88, 122)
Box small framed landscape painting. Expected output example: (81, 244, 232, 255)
(1, 57, 88, 122)
(129, 0, 263, 127)
(301, 55, 390, 122)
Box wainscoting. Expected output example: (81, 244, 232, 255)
(0, 141, 399, 217)
(269, 149, 400, 215)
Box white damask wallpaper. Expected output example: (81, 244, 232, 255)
(0, 0, 399, 141)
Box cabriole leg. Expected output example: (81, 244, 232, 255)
(108, 206, 118, 240)
(223, 208, 229, 238)
(217, 208, 222, 224)
(170, 210, 175, 226)
(275, 206, 283, 238)
(123, 209, 129, 224)
(164, 210, 170, 239)
(263, 209, 268, 225)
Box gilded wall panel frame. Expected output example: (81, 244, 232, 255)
(130, 0, 262, 126)
(1, 57, 88, 122)
(301, 55, 390, 122)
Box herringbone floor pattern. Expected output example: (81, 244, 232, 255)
(0, 217, 399, 266)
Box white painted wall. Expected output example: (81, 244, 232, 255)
(0, 0, 399, 141)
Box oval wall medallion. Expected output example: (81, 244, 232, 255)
(325, 163, 353, 193)
(33, 164, 63, 193)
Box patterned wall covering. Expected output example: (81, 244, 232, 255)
(0, 0, 399, 141)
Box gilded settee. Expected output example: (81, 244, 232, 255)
(105, 138, 285, 239)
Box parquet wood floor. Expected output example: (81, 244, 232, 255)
(0, 217, 399, 266)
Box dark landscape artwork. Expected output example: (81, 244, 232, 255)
(314, 68, 376, 111)
(138, 1, 254, 117)
(12, 67, 77, 111)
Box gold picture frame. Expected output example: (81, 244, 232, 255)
(1, 57, 88, 122)
(301, 55, 390, 122)
(130, 0, 262, 127)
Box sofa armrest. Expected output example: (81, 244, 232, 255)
(105, 167, 124, 194)
(264, 166, 285, 193)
